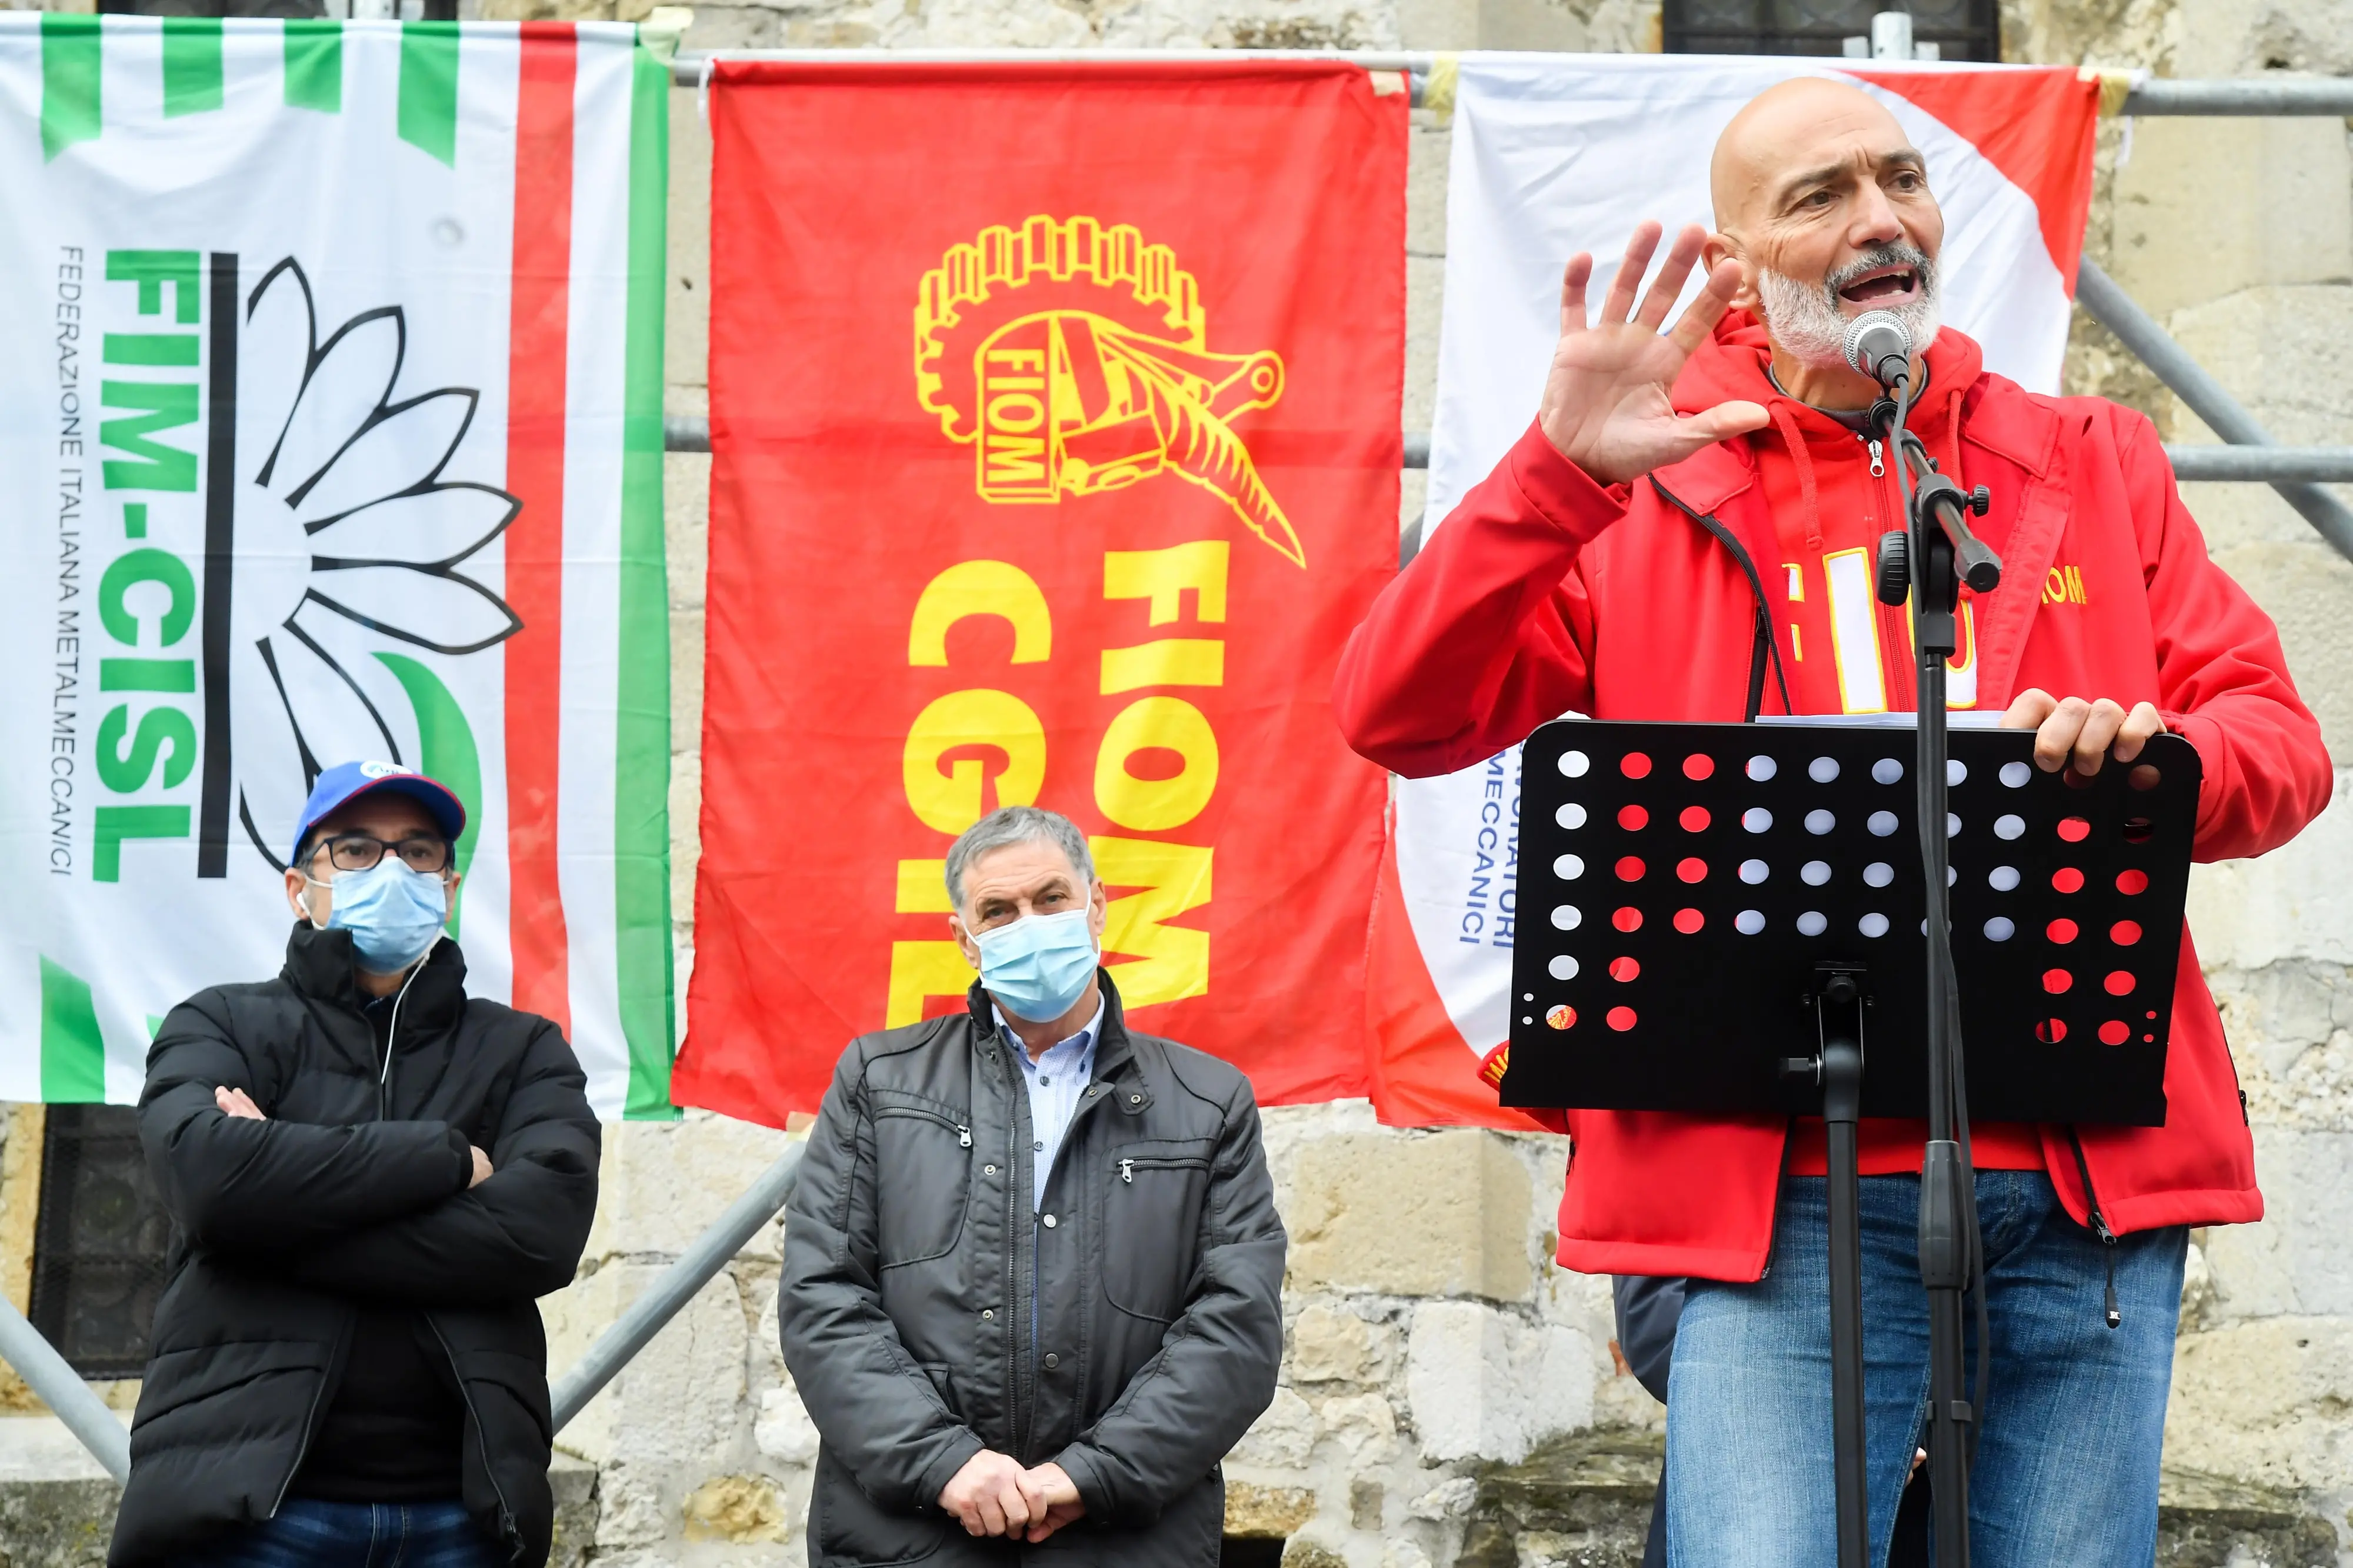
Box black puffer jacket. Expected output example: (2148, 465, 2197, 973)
(111, 925, 599, 1568)
(781, 975, 1286, 1567)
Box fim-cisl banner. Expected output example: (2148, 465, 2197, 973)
(0, 16, 675, 1116)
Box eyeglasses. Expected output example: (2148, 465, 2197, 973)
(311, 833, 454, 876)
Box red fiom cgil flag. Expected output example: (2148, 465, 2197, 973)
(675, 61, 1407, 1125)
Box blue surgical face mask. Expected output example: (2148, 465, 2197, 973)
(309, 858, 449, 975)
(972, 908, 1099, 1023)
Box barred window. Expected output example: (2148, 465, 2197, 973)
(29, 1106, 172, 1381)
(1663, 0, 2001, 62)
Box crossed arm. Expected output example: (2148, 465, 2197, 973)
(141, 1001, 600, 1304)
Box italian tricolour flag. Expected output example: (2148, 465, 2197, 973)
(0, 16, 676, 1117)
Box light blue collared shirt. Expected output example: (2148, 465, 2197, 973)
(996, 993, 1103, 1212)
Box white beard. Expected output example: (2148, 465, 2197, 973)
(1757, 247, 1943, 373)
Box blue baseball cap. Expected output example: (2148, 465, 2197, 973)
(291, 760, 468, 866)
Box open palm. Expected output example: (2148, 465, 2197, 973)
(1539, 222, 1769, 485)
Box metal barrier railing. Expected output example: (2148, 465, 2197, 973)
(667, 51, 2353, 120)
(2, 56, 2348, 1491)
(0, 1297, 129, 1481)
(663, 416, 2353, 487)
(659, 56, 2353, 566)
(2074, 258, 2353, 558)
(0, 1147, 808, 1481)
(548, 1146, 804, 1433)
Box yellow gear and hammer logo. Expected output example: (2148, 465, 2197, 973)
(914, 215, 1305, 569)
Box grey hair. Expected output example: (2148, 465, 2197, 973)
(945, 806, 1095, 909)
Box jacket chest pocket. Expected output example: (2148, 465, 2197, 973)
(1101, 1139, 1216, 1322)
(871, 1103, 973, 1269)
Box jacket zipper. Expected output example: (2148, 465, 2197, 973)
(265, 1315, 352, 1520)
(1025, 1080, 1115, 1435)
(1004, 1043, 1034, 1462)
(376, 963, 424, 1122)
(1759, 1116, 1801, 1281)
(271, 967, 425, 1517)
(427, 1317, 525, 1562)
(2065, 1129, 2122, 1329)
(1118, 1155, 1207, 1183)
(1864, 433, 1918, 712)
(870, 1105, 971, 1146)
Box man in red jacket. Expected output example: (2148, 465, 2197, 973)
(1335, 76, 2332, 1566)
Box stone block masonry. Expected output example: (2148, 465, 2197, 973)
(611, 0, 2353, 1554)
(0, 0, 2345, 1561)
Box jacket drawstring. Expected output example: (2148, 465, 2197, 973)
(1769, 403, 1825, 553)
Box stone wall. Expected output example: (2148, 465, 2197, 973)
(575, 2, 2353, 1556)
(616, 0, 2353, 1557)
(2048, 1, 2353, 1552)
(0, 0, 2345, 1560)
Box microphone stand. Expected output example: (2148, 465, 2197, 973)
(1869, 372, 1999, 1566)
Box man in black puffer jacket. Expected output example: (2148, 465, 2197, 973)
(111, 760, 600, 1568)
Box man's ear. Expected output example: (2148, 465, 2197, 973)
(1705, 231, 1759, 313)
(1087, 880, 1109, 948)
(949, 912, 981, 969)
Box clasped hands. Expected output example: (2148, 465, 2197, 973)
(938, 1450, 1084, 1542)
(214, 1085, 495, 1188)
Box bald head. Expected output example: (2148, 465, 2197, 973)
(1710, 77, 1912, 232)
(1697, 76, 1945, 397)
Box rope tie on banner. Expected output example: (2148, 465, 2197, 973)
(2078, 66, 2147, 117)
(1423, 53, 1459, 119)
(638, 6, 693, 61)
(2078, 66, 2147, 167)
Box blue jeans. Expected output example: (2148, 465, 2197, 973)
(177, 1499, 500, 1568)
(1665, 1172, 2187, 1568)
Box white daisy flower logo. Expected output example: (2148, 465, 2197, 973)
(231, 258, 521, 872)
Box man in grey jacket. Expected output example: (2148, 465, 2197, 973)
(780, 806, 1286, 1566)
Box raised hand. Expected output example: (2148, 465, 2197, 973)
(1538, 221, 1768, 485)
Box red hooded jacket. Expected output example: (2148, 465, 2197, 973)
(1334, 316, 2334, 1281)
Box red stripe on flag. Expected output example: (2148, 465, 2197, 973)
(504, 22, 576, 1033)
(1846, 66, 2100, 295)
(1364, 833, 1538, 1131)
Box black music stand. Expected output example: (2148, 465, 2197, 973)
(1503, 718, 2197, 1559)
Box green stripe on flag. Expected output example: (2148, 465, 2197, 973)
(375, 652, 482, 940)
(39, 15, 101, 162)
(615, 41, 675, 1120)
(39, 956, 106, 1104)
(284, 19, 343, 114)
(396, 23, 458, 166)
(162, 18, 224, 118)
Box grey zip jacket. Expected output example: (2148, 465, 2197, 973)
(779, 973, 1285, 1567)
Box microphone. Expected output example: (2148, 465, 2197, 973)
(1842, 311, 1914, 391)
